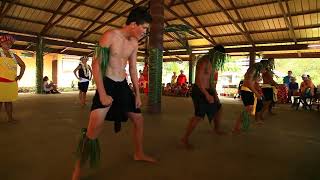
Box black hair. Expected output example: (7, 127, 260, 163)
(43, 76, 48, 81)
(126, 7, 152, 25)
(213, 44, 225, 53)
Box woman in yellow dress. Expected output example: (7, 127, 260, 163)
(0, 35, 25, 123)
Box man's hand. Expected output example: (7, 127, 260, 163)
(135, 95, 142, 108)
(15, 75, 22, 81)
(206, 94, 215, 103)
(99, 94, 113, 106)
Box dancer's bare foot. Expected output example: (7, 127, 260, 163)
(180, 138, 194, 150)
(134, 154, 157, 163)
(8, 118, 18, 124)
(214, 129, 227, 135)
(232, 128, 241, 135)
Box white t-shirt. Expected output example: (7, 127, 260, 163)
(43, 81, 53, 91)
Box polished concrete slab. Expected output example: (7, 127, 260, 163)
(0, 92, 319, 180)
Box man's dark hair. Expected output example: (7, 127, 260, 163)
(214, 44, 225, 53)
(126, 7, 152, 25)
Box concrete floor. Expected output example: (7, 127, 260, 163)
(0, 92, 319, 180)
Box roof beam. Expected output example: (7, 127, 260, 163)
(169, 8, 320, 29)
(3, 15, 107, 36)
(0, 0, 16, 23)
(41, 0, 88, 35)
(211, 0, 254, 46)
(164, 22, 186, 48)
(8, 1, 120, 28)
(181, 0, 216, 44)
(167, 0, 280, 21)
(163, 44, 308, 55)
(163, 4, 215, 45)
(263, 52, 320, 59)
(77, 0, 148, 41)
(0, 1, 6, 14)
(75, 0, 118, 42)
(0, 31, 94, 49)
(168, 0, 177, 7)
(277, 0, 297, 43)
(228, 0, 254, 45)
(40, 0, 68, 35)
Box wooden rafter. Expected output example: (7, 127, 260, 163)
(169, 0, 199, 7)
(77, 0, 148, 41)
(211, 0, 254, 46)
(75, 0, 118, 42)
(167, 0, 280, 21)
(0, 0, 16, 23)
(41, 0, 88, 35)
(168, 0, 177, 7)
(277, 0, 297, 43)
(163, 44, 308, 55)
(40, 0, 68, 35)
(165, 22, 188, 48)
(0, 1, 6, 14)
(228, 0, 254, 46)
(171, 8, 319, 29)
(181, 0, 216, 44)
(163, 4, 215, 45)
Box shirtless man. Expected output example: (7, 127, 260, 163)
(233, 60, 268, 133)
(72, 7, 155, 180)
(261, 58, 277, 116)
(181, 45, 226, 149)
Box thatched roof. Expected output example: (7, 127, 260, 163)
(1, 0, 319, 58)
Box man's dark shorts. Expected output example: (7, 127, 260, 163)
(241, 90, 263, 113)
(240, 90, 254, 106)
(262, 87, 273, 101)
(91, 76, 141, 132)
(191, 85, 222, 121)
(78, 81, 89, 93)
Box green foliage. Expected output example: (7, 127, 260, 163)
(275, 58, 320, 85)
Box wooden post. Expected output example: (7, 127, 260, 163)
(148, 0, 164, 113)
(249, 51, 256, 67)
(35, 36, 44, 94)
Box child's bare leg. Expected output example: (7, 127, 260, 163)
(4, 102, 15, 123)
(181, 116, 201, 148)
(72, 108, 109, 180)
(128, 112, 156, 163)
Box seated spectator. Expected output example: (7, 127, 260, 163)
(180, 83, 189, 97)
(163, 83, 172, 95)
(43, 76, 60, 94)
(283, 70, 292, 87)
(300, 74, 315, 97)
(288, 77, 299, 103)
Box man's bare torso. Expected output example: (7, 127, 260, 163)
(262, 71, 274, 84)
(195, 58, 212, 89)
(101, 30, 137, 81)
(243, 66, 256, 88)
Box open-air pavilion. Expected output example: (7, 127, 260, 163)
(0, 0, 319, 180)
